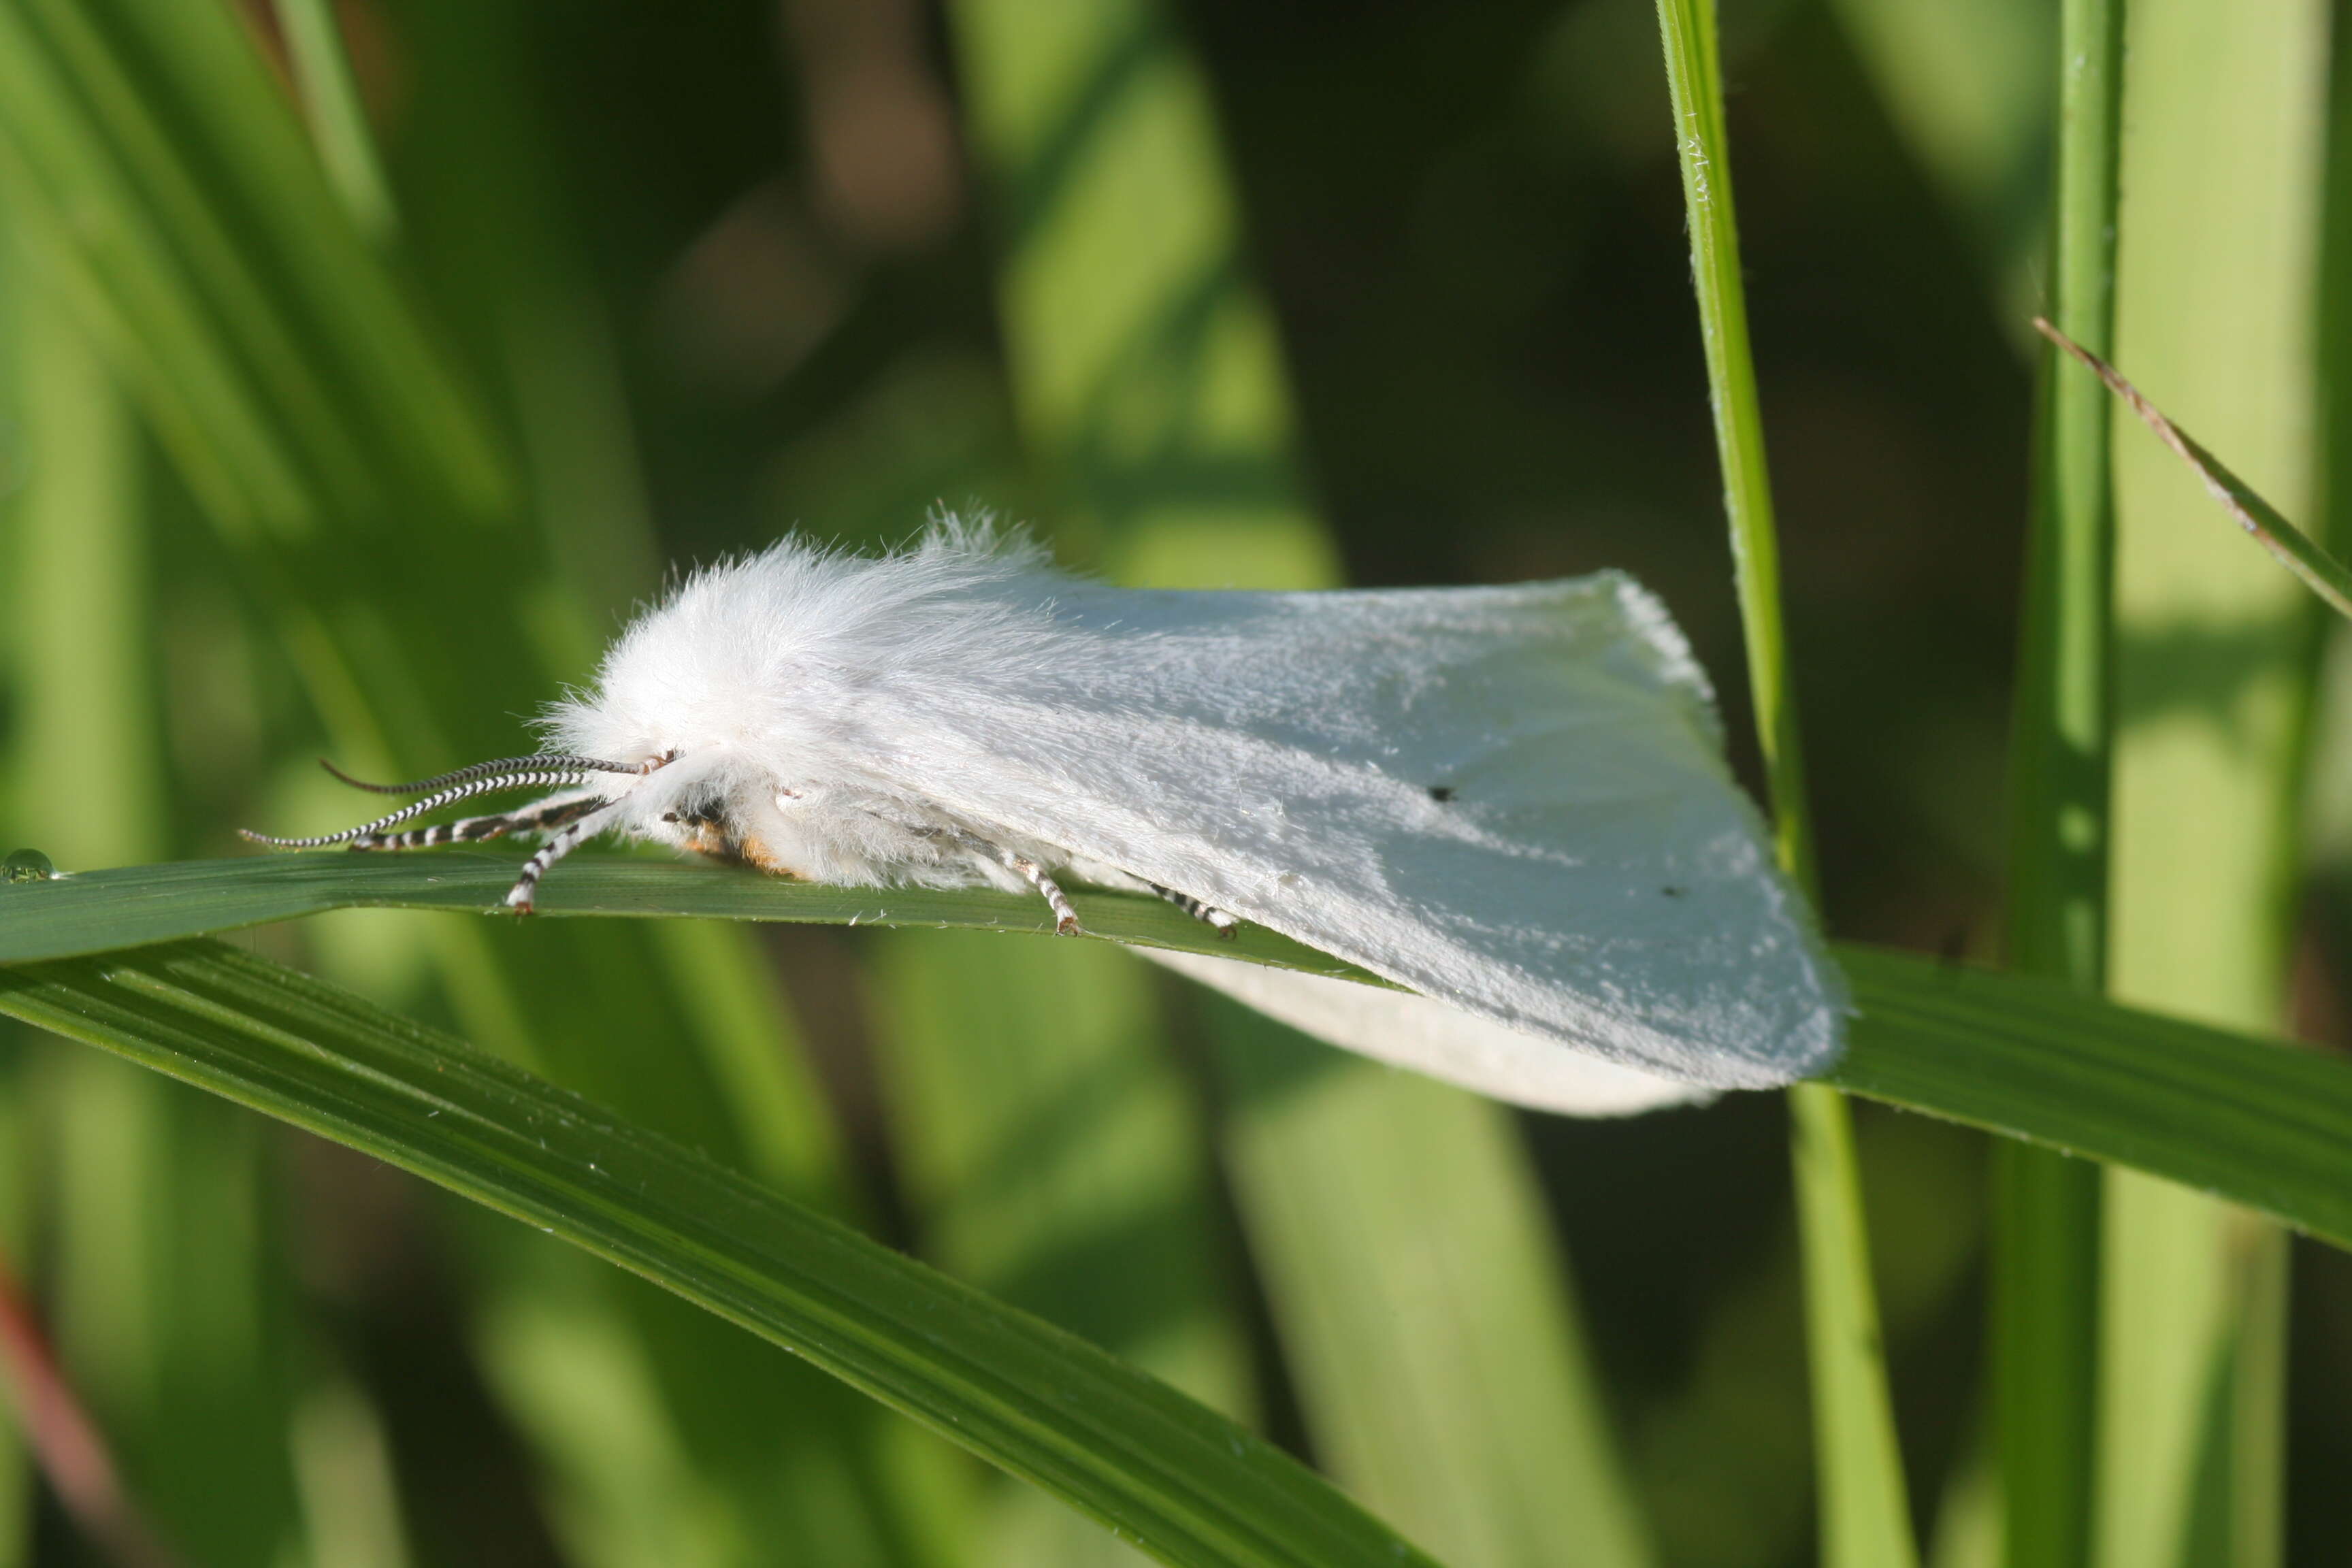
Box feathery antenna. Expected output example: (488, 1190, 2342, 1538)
(240, 768, 615, 849)
(319, 754, 647, 795)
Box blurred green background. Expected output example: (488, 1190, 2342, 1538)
(0, 0, 2348, 1563)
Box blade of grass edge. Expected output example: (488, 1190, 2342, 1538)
(0, 938, 1440, 1568)
(0, 852, 1377, 987)
(2036, 319, 2352, 622)
(1648, 1, 1918, 1562)
(1995, 0, 2123, 1562)
(1827, 947, 2352, 1251)
(16, 874, 2352, 1258)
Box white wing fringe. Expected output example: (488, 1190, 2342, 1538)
(1143, 949, 1716, 1116)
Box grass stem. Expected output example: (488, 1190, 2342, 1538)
(1648, 1, 1915, 1561)
(1995, 1, 2123, 1561)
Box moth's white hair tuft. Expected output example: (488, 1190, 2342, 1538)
(536, 515, 1086, 888)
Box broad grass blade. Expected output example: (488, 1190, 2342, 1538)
(0, 939, 1439, 1568)
(2097, 1, 2330, 1560)
(868, 930, 1254, 1566)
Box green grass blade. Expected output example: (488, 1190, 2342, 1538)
(1990, 1142, 2099, 1568)
(0, 938, 1439, 1568)
(1827, 948, 2352, 1248)
(2036, 319, 2352, 622)
(942, 0, 1337, 590)
(22, 864, 2352, 1262)
(1209, 1002, 1656, 1568)
(0, 853, 1367, 977)
(1648, 1, 1914, 1561)
(269, 0, 398, 244)
(867, 930, 1254, 1565)
(2095, 1, 2329, 1560)
(0, 0, 507, 524)
(1995, 0, 2123, 1561)
(1649, 0, 1812, 889)
(1783, 1084, 1916, 1568)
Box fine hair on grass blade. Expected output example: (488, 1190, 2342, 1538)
(2034, 316, 2352, 620)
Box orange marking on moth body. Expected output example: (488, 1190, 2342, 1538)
(678, 819, 800, 878)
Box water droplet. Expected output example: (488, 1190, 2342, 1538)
(2, 849, 56, 883)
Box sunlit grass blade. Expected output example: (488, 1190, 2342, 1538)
(20, 861, 2352, 1262)
(0, 853, 1365, 977)
(1648, 0, 1915, 1560)
(2036, 318, 2352, 621)
(1827, 949, 2352, 1248)
(0, 938, 1438, 1568)
(1781, 1085, 1913, 1568)
(0, 0, 507, 525)
(269, 0, 398, 244)
(1209, 1002, 1656, 1568)
(1995, 0, 2123, 1560)
(2095, 1, 2328, 1560)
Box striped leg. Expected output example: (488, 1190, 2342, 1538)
(1150, 883, 1239, 938)
(968, 840, 1081, 934)
(348, 794, 604, 852)
(504, 801, 625, 914)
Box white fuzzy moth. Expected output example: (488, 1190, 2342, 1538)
(244, 522, 1846, 1114)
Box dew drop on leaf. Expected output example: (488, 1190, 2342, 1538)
(1, 849, 56, 883)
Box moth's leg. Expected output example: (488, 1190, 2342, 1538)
(348, 794, 602, 851)
(961, 836, 1081, 934)
(1150, 883, 1239, 939)
(504, 800, 625, 914)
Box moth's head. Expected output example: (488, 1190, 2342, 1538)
(537, 559, 802, 786)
